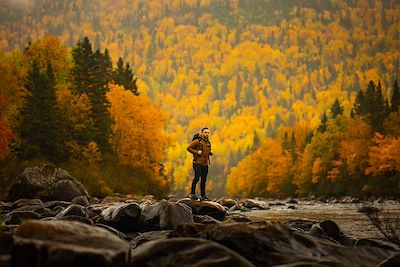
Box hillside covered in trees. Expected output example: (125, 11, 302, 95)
(0, 0, 399, 198)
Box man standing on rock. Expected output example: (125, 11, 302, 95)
(187, 127, 213, 201)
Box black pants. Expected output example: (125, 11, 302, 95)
(191, 163, 208, 196)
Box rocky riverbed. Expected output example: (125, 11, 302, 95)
(0, 164, 399, 267)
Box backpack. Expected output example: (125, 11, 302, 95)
(191, 133, 211, 163)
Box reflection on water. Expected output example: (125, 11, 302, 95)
(244, 201, 400, 239)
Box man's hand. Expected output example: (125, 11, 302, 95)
(197, 150, 203, 155)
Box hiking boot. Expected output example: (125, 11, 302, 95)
(200, 195, 210, 201)
(189, 194, 198, 200)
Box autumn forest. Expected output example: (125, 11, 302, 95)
(0, 0, 399, 198)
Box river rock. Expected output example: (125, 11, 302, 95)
(172, 221, 395, 267)
(11, 220, 130, 267)
(377, 253, 400, 267)
(71, 195, 90, 206)
(97, 202, 141, 233)
(140, 200, 193, 231)
(130, 237, 255, 267)
(242, 199, 269, 210)
(4, 211, 40, 225)
(6, 164, 89, 202)
(56, 204, 89, 218)
(129, 230, 172, 249)
(177, 198, 226, 220)
(11, 198, 43, 209)
(217, 197, 238, 208)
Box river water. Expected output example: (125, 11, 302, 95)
(243, 200, 400, 239)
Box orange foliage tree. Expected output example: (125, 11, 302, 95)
(107, 83, 171, 184)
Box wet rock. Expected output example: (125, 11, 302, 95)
(224, 213, 252, 223)
(129, 230, 172, 249)
(12, 205, 51, 215)
(44, 200, 71, 209)
(0, 202, 12, 214)
(97, 202, 141, 233)
(355, 238, 399, 251)
(217, 197, 238, 208)
(56, 204, 89, 218)
(242, 199, 269, 210)
(94, 223, 127, 240)
(58, 215, 94, 225)
(11, 199, 43, 209)
(71, 196, 89, 206)
(377, 253, 400, 267)
(11, 220, 130, 267)
(319, 220, 340, 241)
(140, 200, 193, 231)
(178, 198, 226, 220)
(172, 222, 394, 267)
(285, 219, 317, 233)
(4, 211, 40, 225)
(130, 237, 255, 267)
(193, 214, 220, 224)
(7, 164, 89, 202)
(228, 204, 250, 212)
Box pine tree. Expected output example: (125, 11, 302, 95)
(371, 81, 386, 133)
(18, 61, 63, 162)
(113, 57, 139, 95)
(90, 48, 113, 153)
(71, 36, 94, 95)
(330, 98, 344, 118)
(71, 37, 113, 153)
(353, 90, 365, 116)
(317, 112, 328, 133)
(390, 79, 400, 113)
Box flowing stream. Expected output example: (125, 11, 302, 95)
(244, 200, 400, 239)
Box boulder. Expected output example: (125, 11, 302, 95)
(377, 253, 400, 267)
(242, 199, 269, 210)
(56, 204, 89, 218)
(172, 221, 395, 267)
(97, 202, 141, 233)
(140, 200, 193, 231)
(130, 237, 255, 267)
(4, 211, 40, 225)
(216, 197, 238, 208)
(11, 220, 130, 267)
(7, 164, 88, 202)
(129, 230, 172, 249)
(178, 198, 226, 220)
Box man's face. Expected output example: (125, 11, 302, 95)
(202, 129, 210, 139)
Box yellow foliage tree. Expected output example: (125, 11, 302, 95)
(107, 83, 171, 184)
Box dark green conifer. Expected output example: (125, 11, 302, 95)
(18, 61, 63, 162)
(330, 98, 344, 118)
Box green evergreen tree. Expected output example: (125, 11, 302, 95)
(18, 61, 63, 162)
(90, 48, 113, 153)
(330, 98, 344, 118)
(373, 81, 386, 133)
(390, 79, 400, 112)
(71, 37, 113, 153)
(353, 90, 366, 116)
(317, 112, 328, 133)
(71, 36, 94, 95)
(113, 57, 139, 95)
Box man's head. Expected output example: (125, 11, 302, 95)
(201, 127, 210, 140)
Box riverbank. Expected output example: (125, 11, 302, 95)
(1, 195, 399, 267)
